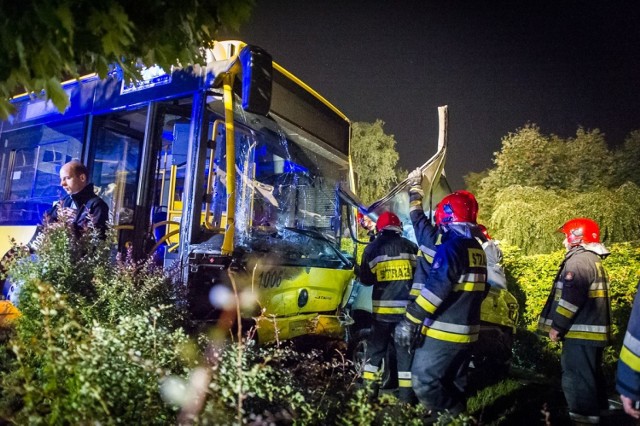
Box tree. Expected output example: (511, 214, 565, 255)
(613, 130, 640, 187)
(491, 184, 640, 254)
(350, 120, 401, 205)
(469, 124, 640, 254)
(562, 127, 613, 191)
(491, 124, 562, 190)
(0, 0, 254, 119)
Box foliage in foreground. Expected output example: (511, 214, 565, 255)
(0, 221, 188, 424)
(2, 218, 637, 424)
(0, 221, 425, 425)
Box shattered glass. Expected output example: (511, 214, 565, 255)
(205, 100, 350, 262)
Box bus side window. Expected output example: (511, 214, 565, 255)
(0, 120, 84, 225)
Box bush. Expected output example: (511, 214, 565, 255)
(502, 240, 640, 372)
(0, 221, 188, 424)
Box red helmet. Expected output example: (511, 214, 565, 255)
(477, 224, 491, 239)
(455, 190, 479, 221)
(559, 218, 601, 246)
(435, 192, 477, 226)
(376, 211, 402, 232)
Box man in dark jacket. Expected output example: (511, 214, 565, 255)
(537, 218, 611, 425)
(359, 211, 418, 403)
(395, 192, 488, 417)
(42, 160, 109, 239)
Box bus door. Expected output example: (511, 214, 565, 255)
(87, 100, 194, 263)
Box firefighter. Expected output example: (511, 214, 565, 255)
(537, 218, 611, 425)
(359, 211, 418, 403)
(617, 280, 640, 419)
(406, 169, 491, 293)
(405, 168, 445, 299)
(395, 192, 488, 416)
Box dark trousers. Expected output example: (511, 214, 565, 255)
(412, 336, 471, 415)
(561, 341, 608, 423)
(364, 320, 416, 403)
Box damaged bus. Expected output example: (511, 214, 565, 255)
(0, 41, 356, 342)
(0, 41, 517, 368)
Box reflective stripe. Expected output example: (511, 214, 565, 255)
(363, 363, 381, 381)
(428, 320, 480, 335)
(453, 282, 486, 292)
(419, 245, 436, 258)
(398, 371, 411, 379)
(372, 299, 408, 315)
(369, 253, 417, 269)
(555, 281, 563, 289)
(558, 299, 579, 313)
(364, 364, 379, 373)
(362, 371, 379, 382)
(373, 300, 409, 308)
(589, 282, 607, 290)
(588, 289, 607, 298)
(398, 370, 412, 387)
(556, 305, 575, 319)
(538, 318, 609, 340)
(569, 412, 600, 424)
(623, 330, 640, 356)
(564, 330, 609, 341)
(406, 312, 422, 325)
(416, 295, 438, 314)
(420, 288, 443, 306)
(409, 200, 423, 212)
(457, 273, 486, 284)
(620, 345, 640, 372)
(423, 327, 478, 343)
(372, 306, 407, 315)
(539, 318, 552, 328)
(398, 378, 412, 388)
(569, 324, 609, 333)
(410, 283, 424, 297)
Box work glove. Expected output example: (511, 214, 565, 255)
(407, 167, 422, 186)
(394, 318, 420, 349)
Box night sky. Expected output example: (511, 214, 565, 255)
(223, 0, 640, 189)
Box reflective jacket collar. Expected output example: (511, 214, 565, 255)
(442, 222, 474, 239)
(566, 243, 610, 260)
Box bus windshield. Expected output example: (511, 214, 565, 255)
(203, 100, 350, 252)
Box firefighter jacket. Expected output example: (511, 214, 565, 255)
(537, 245, 611, 346)
(359, 230, 418, 323)
(45, 183, 109, 235)
(617, 282, 640, 401)
(404, 224, 488, 344)
(409, 183, 440, 299)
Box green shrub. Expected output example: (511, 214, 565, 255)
(0, 221, 188, 424)
(502, 240, 640, 372)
